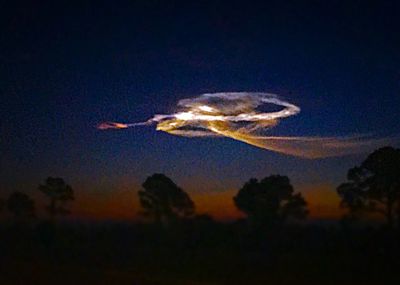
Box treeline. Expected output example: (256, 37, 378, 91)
(1, 147, 400, 285)
(1, 146, 400, 229)
(0, 177, 74, 222)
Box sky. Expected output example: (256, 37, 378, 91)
(1, 0, 399, 221)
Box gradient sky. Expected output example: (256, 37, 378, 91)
(1, 0, 399, 221)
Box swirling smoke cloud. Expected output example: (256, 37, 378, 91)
(98, 92, 394, 159)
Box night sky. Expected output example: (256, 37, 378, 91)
(1, 0, 400, 220)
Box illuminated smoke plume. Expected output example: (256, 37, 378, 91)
(98, 92, 395, 159)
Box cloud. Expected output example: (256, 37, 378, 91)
(98, 92, 397, 159)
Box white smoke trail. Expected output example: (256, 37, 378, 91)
(98, 92, 396, 159)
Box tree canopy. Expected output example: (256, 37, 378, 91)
(337, 146, 400, 228)
(7, 191, 35, 219)
(234, 175, 308, 227)
(38, 177, 74, 218)
(139, 173, 195, 225)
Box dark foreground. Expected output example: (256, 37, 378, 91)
(1, 220, 399, 285)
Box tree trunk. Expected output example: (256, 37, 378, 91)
(50, 198, 56, 219)
(397, 203, 400, 229)
(386, 199, 394, 229)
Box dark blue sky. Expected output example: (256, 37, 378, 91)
(1, 1, 399, 216)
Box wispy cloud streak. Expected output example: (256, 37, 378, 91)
(98, 92, 396, 159)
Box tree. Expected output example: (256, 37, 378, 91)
(234, 175, 308, 227)
(138, 173, 195, 225)
(0, 198, 4, 214)
(337, 146, 400, 228)
(7, 192, 35, 220)
(38, 177, 74, 218)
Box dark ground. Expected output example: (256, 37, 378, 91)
(1, 220, 399, 285)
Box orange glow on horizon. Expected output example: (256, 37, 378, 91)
(71, 183, 344, 222)
(192, 190, 245, 221)
(300, 184, 346, 219)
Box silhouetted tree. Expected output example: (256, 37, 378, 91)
(7, 192, 35, 220)
(234, 175, 308, 228)
(0, 198, 4, 215)
(139, 173, 195, 225)
(38, 177, 74, 218)
(337, 146, 400, 228)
